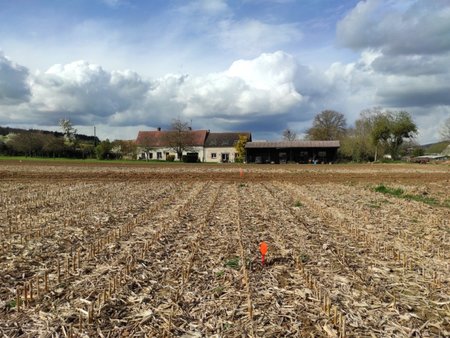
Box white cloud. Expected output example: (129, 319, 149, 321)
(178, 0, 230, 16)
(215, 19, 302, 55)
(0, 47, 447, 144)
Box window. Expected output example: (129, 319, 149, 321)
(211, 153, 217, 159)
(157, 152, 162, 159)
(149, 152, 153, 159)
(318, 151, 327, 157)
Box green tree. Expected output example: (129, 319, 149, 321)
(234, 134, 249, 163)
(339, 115, 375, 162)
(367, 109, 417, 161)
(306, 110, 347, 140)
(96, 139, 113, 160)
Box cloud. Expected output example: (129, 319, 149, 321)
(215, 19, 302, 55)
(0, 52, 304, 134)
(29, 61, 149, 125)
(337, 0, 450, 55)
(0, 47, 447, 143)
(180, 51, 303, 117)
(0, 52, 31, 105)
(177, 0, 230, 16)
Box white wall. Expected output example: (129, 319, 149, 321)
(204, 147, 239, 163)
(137, 146, 205, 161)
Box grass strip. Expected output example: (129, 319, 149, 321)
(374, 184, 442, 207)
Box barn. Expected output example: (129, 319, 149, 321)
(245, 140, 340, 164)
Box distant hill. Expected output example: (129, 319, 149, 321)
(421, 140, 450, 154)
(0, 126, 99, 143)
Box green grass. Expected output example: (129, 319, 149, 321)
(224, 257, 240, 270)
(294, 200, 303, 207)
(374, 184, 442, 207)
(0, 155, 215, 165)
(374, 184, 404, 197)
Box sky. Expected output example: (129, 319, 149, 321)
(0, 0, 449, 143)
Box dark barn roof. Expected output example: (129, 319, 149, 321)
(205, 132, 252, 147)
(245, 140, 340, 149)
(136, 130, 208, 147)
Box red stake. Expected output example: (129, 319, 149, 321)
(260, 242, 268, 266)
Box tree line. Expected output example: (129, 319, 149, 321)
(0, 120, 137, 160)
(283, 108, 436, 162)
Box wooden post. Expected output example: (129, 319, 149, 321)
(16, 286, 20, 311)
(29, 280, 33, 301)
(44, 270, 49, 292)
(57, 259, 61, 283)
(36, 275, 40, 298)
(65, 256, 69, 277)
(23, 284, 28, 307)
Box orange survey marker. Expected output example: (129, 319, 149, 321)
(240, 168, 244, 178)
(260, 241, 268, 266)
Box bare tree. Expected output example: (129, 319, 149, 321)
(282, 128, 297, 141)
(164, 118, 194, 160)
(441, 117, 450, 141)
(306, 110, 347, 140)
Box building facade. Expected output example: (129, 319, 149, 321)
(136, 129, 251, 162)
(245, 140, 340, 164)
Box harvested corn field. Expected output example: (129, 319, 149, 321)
(0, 161, 449, 337)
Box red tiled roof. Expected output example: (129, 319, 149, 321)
(136, 130, 208, 147)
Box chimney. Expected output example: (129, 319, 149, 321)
(157, 127, 161, 131)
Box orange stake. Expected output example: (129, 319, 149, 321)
(259, 241, 268, 266)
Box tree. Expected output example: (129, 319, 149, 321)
(339, 114, 376, 162)
(234, 134, 249, 162)
(163, 118, 194, 160)
(95, 139, 113, 160)
(306, 110, 347, 140)
(371, 110, 417, 160)
(441, 117, 450, 141)
(8, 133, 46, 156)
(41, 134, 65, 157)
(282, 128, 297, 141)
(59, 118, 77, 147)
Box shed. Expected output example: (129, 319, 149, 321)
(245, 140, 340, 164)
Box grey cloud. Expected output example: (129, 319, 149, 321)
(0, 52, 31, 105)
(371, 54, 449, 76)
(377, 85, 450, 107)
(337, 0, 450, 55)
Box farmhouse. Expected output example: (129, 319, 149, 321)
(245, 140, 340, 164)
(204, 132, 252, 163)
(136, 129, 251, 162)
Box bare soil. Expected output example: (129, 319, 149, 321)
(0, 161, 448, 337)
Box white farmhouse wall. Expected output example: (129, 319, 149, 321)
(204, 147, 239, 163)
(137, 146, 205, 161)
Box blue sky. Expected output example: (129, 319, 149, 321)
(0, 0, 449, 143)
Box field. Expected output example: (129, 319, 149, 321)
(0, 161, 449, 337)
